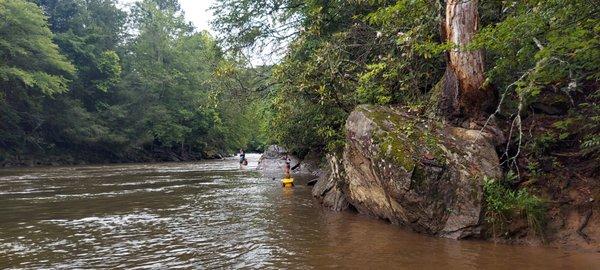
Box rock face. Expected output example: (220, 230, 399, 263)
(257, 145, 295, 176)
(315, 105, 501, 239)
(258, 145, 289, 160)
(312, 154, 349, 211)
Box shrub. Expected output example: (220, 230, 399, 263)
(483, 176, 547, 238)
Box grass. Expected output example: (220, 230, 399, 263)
(483, 175, 547, 239)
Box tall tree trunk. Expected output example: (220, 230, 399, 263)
(436, 0, 492, 119)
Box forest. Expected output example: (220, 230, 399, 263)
(1, 0, 267, 165)
(1, 0, 598, 173)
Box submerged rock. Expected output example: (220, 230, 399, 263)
(315, 105, 501, 239)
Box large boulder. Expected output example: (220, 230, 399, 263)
(258, 145, 288, 160)
(257, 145, 319, 177)
(315, 105, 501, 239)
(257, 145, 298, 176)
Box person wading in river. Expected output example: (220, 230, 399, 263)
(282, 154, 291, 179)
(239, 149, 247, 168)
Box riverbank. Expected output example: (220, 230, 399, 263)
(306, 105, 599, 252)
(0, 147, 235, 168)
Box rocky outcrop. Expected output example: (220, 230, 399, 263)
(299, 149, 326, 177)
(257, 145, 289, 161)
(315, 105, 501, 239)
(312, 154, 349, 211)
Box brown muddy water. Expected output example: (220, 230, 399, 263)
(0, 154, 598, 269)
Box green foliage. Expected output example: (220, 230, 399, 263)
(213, 0, 443, 154)
(268, 90, 347, 154)
(563, 101, 600, 163)
(94, 51, 121, 92)
(0, 0, 75, 94)
(212, 0, 599, 161)
(357, 62, 394, 105)
(474, 0, 600, 97)
(0, 0, 267, 164)
(531, 132, 558, 157)
(483, 176, 547, 238)
(472, 0, 600, 167)
(0, 0, 75, 155)
(361, 0, 444, 102)
(210, 0, 304, 55)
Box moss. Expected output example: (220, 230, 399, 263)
(423, 131, 446, 163)
(364, 106, 407, 129)
(380, 132, 416, 171)
(363, 106, 447, 171)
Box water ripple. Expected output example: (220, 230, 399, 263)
(0, 154, 597, 269)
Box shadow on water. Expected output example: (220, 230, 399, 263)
(0, 154, 598, 269)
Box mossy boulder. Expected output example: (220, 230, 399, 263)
(316, 105, 501, 239)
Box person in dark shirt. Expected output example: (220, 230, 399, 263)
(239, 149, 247, 168)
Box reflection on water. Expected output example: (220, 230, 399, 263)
(0, 154, 597, 269)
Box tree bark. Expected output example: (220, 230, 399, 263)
(437, 0, 492, 119)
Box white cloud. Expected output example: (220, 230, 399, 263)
(117, 0, 277, 65)
(178, 0, 215, 33)
(118, 0, 216, 33)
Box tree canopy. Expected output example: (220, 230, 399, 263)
(0, 0, 264, 165)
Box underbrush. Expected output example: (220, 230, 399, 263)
(483, 175, 547, 239)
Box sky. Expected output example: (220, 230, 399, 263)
(119, 0, 217, 33)
(118, 0, 278, 65)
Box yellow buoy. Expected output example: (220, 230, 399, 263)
(281, 178, 294, 187)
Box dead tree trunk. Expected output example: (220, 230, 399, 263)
(436, 0, 492, 119)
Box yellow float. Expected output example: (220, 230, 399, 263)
(281, 178, 294, 187)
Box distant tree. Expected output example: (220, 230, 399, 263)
(0, 0, 75, 94)
(33, 0, 128, 157)
(0, 0, 75, 154)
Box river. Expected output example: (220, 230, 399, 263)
(0, 154, 597, 269)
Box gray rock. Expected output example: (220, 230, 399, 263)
(314, 105, 501, 239)
(259, 145, 288, 159)
(312, 154, 349, 211)
(257, 145, 321, 177)
(257, 145, 296, 169)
